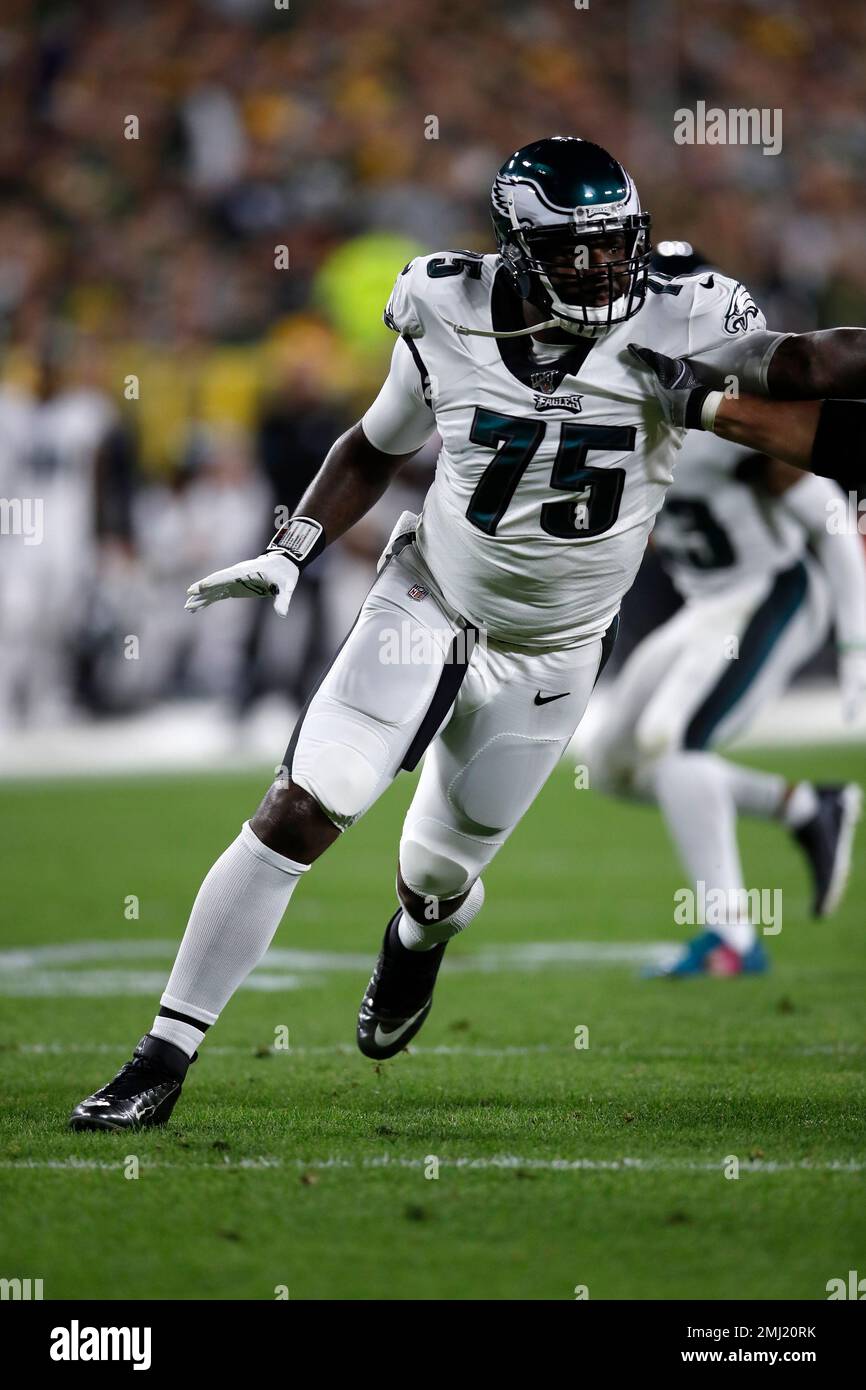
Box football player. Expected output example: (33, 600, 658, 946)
(70, 136, 866, 1129)
(587, 247, 866, 976)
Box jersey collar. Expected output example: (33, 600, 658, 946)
(490, 266, 596, 391)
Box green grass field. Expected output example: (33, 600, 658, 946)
(1, 747, 864, 1301)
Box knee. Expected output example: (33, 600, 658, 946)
(399, 819, 474, 901)
(586, 734, 618, 795)
(634, 702, 682, 762)
(293, 741, 380, 827)
(249, 780, 341, 863)
(587, 722, 633, 796)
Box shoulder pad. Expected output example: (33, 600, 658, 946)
(384, 258, 425, 338)
(383, 251, 489, 339)
(688, 272, 766, 339)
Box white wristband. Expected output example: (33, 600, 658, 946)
(700, 391, 725, 432)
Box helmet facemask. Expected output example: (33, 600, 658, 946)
(498, 212, 652, 337)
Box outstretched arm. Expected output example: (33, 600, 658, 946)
(669, 326, 866, 400)
(629, 343, 866, 487)
(711, 394, 821, 466)
(186, 338, 435, 615)
(767, 329, 866, 399)
(292, 334, 436, 543)
(288, 421, 415, 545)
(713, 395, 866, 489)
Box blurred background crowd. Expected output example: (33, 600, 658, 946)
(1, 0, 865, 752)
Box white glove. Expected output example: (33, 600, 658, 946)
(377, 509, 419, 574)
(185, 550, 300, 617)
(839, 645, 866, 724)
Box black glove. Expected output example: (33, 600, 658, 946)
(628, 344, 718, 429)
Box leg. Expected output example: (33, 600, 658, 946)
(587, 607, 691, 800)
(69, 551, 466, 1128)
(357, 633, 609, 1056)
(154, 552, 465, 1053)
(637, 563, 836, 968)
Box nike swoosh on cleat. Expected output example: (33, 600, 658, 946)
(373, 1006, 427, 1050)
(534, 690, 570, 706)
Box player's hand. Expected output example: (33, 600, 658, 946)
(839, 645, 866, 723)
(185, 551, 300, 617)
(627, 343, 713, 429)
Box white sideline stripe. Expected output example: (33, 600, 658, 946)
(0, 939, 675, 998)
(0, 971, 312, 997)
(18, 1042, 557, 1058)
(0, 940, 670, 969)
(0, 682, 853, 782)
(12, 1041, 866, 1059)
(1, 1154, 863, 1175)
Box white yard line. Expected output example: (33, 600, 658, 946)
(0, 939, 677, 998)
(0, 1154, 863, 1174)
(11, 1041, 866, 1059)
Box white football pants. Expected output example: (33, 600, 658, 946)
(289, 543, 613, 899)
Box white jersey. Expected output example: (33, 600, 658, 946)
(652, 433, 805, 601)
(366, 252, 769, 651)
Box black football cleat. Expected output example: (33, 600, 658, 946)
(68, 1033, 195, 1132)
(793, 783, 862, 917)
(357, 910, 447, 1060)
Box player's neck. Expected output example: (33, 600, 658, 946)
(520, 300, 583, 346)
(522, 298, 594, 347)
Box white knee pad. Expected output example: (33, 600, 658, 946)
(399, 817, 481, 899)
(293, 732, 382, 828)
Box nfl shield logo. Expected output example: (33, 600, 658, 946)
(407, 582, 428, 602)
(530, 368, 560, 394)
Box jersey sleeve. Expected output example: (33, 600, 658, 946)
(360, 336, 436, 456)
(685, 274, 789, 394)
(383, 259, 425, 338)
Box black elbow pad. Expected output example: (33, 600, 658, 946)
(810, 400, 866, 490)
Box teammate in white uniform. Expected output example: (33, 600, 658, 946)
(591, 429, 865, 974)
(68, 138, 866, 1130)
(585, 245, 866, 975)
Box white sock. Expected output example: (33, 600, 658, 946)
(397, 879, 485, 950)
(648, 751, 757, 953)
(151, 1015, 207, 1057)
(782, 780, 820, 829)
(150, 821, 309, 1057)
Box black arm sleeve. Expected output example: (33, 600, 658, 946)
(810, 400, 866, 491)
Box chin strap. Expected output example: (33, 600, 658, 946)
(440, 313, 590, 340)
